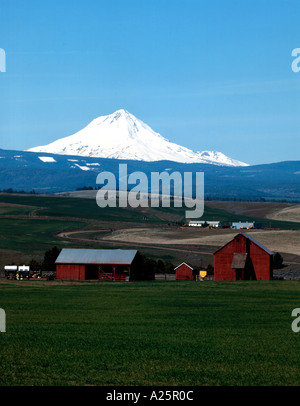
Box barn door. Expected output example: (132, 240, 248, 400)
(235, 269, 243, 280)
(85, 265, 99, 280)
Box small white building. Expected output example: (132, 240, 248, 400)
(4, 265, 30, 279)
(231, 221, 256, 230)
(188, 220, 222, 228)
(4, 265, 18, 272)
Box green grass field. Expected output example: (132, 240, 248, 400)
(1, 194, 300, 387)
(1, 193, 300, 229)
(1, 280, 300, 386)
(0, 218, 87, 252)
(0, 194, 166, 223)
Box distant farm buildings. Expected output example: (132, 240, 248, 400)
(231, 221, 261, 230)
(214, 233, 273, 280)
(55, 248, 143, 281)
(4, 265, 30, 280)
(188, 220, 222, 228)
(188, 220, 262, 229)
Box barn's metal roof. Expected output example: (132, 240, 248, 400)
(213, 232, 274, 256)
(243, 233, 274, 255)
(55, 248, 138, 265)
(232, 222, 255, 226)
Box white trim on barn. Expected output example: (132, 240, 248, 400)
(174, 262, 194, 271)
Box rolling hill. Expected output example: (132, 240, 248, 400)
(0, 148, 299, 201)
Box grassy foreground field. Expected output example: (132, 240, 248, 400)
(1, 280, 300, 386)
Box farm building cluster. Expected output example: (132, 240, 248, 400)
(188, 220, 262, 229)
(4, 264, 54, 280)
(3, 232, 275, 282)
(173, 232, 273, 281)
(4, 265, 31, 280)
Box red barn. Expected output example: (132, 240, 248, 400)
(55, 248, 139, 281)
(213, 233, 273, 280)
(175, 262, 195, 280)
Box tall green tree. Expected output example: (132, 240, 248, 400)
(42, 246, 61, 273)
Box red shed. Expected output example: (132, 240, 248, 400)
(55, 248, 139, 281)
(175, 262, 195, 280)
(213, 233, 273, 280)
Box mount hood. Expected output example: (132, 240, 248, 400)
(27, 109, 248, 166)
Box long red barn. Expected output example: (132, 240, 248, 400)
(213, 233, 273, 280)
(55, 248, 139, 281)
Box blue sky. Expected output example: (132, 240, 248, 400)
(0, 0, 299, 165)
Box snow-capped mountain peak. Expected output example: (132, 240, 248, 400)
(27, 109, 248, 166)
